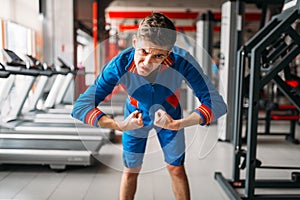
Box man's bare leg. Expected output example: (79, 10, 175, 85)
(167, 164, 190, 200)
(119, 166, 141, 200)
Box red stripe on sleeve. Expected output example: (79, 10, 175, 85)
(196, 104, 214, 125)
(85, 108, 103, 126)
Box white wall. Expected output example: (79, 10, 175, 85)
(41, 0, 74, 65)
(0, 0, 13, 21)
(0, 0, 74, 65)
(53, 0, 74, 67)
(0, 0, 41, 31)
(0, 0, 42, 58)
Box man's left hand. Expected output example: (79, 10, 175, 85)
(154, 109, 180, 130)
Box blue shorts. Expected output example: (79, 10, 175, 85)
(122, 100, 185, 168)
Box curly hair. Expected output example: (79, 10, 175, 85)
(137, 13, 177, 50)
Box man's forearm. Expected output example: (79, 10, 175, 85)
(97, 111, 144, 131)
(177, 112, 203, 130)
(97, 115, 122, 131)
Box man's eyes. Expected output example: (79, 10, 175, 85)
(138, 49, 165, 58)
(138, 49, 148, 55)
(154, 54, 164, 59)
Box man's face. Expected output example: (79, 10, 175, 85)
(133, 38, 170, 76)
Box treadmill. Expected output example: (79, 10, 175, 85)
(24, 54, 70, 113)
(0, 50, 110, 170)
(23, 53, 124, 123)
(0, 50, 120, 143)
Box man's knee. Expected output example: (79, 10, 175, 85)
(167, 164, 186, 177)
(123, 166, 142, 176)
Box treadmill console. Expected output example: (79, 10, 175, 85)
(25, 54, 44, 70)
(1, 49, 26, 67)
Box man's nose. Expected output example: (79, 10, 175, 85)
(143, 54, 153, 65)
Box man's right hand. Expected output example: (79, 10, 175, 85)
(117, 110, 144, 131)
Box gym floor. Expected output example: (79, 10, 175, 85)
(0, 122, 299, 200)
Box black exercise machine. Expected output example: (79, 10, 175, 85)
(215, 0, 300, 199)
(259, 103, 300, 143)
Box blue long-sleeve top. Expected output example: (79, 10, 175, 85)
(71, 46, 227, 127)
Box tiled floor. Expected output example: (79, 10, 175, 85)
(0, 122, 299, 200)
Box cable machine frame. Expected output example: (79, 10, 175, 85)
(215, 1, 300, 199)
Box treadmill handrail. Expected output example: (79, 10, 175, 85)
(0, 71, 10, 78)
(0, 133, 104, 141)
(4, 65, 40, 76)
(0, 63, 10, 78)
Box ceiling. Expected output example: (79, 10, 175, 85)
(106, 0, 261, 12)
